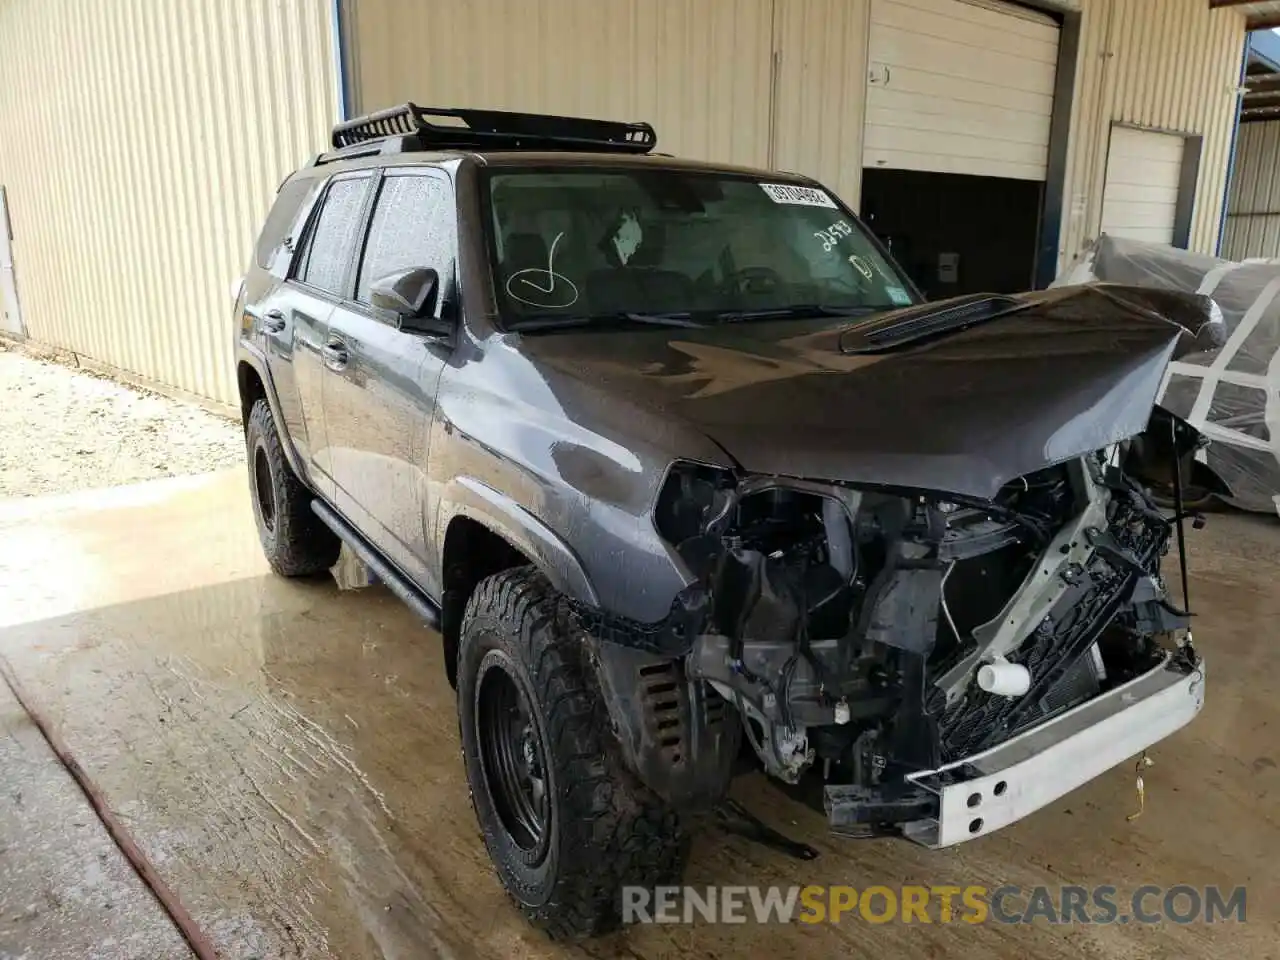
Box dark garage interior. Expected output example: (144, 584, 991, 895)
(860, 168, 1045, 298)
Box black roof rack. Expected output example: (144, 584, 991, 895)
(328, 103, 657, 154)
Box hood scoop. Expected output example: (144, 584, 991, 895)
(842, 295, 1026, 354)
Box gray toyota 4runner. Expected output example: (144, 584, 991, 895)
(235, 104, 1212, 939)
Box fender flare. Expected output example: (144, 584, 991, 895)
(236, 342, 309, 482)
(436, 475, 600, 607)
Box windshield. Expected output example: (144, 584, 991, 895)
(484, 168, 918, 329)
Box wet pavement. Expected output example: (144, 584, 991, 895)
(0, 680, 187, 959)
(0, 470, 1276, 958)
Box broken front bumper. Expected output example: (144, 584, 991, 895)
(902, 653, 1205, 848)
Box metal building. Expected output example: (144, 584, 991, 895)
(1223, 25, 1280, 259)
(0, 0, 1259, 407)
(0, 0, 339, 407)
(346, 0, 1245, 285)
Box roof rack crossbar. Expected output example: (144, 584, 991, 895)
(329, 103, 657, 154)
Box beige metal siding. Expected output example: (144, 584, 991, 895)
(0, 0, 339, 407)
(0, 0, 1252, 404)
(770, 0, 871, 206)
(1100, 126, 1184, 243)
(1058, 0, 1246, 267)
(1223, 120, 1280, 260)
(864, 0, 1059, 181)
(350, 0, 776, 170)
(351, 0, 876, 205)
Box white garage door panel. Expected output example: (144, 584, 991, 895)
(886, 0, 1060, 41)
(1101, 201, 1176, 229)
(1101, 127, 1184, 244)
(1103, 180, 1183, 205)
(1110, 132, 1186, 164)
(865, 102, 1050, 148)
(864, 126, 1047, 168)
(874, 0, 1058, 60)
(867, 76, 1054, 123)
(870, 26, 1059, 94)
(865, 150, 1046, 181)
(865, 0, 1059, 181)
(871, 25, 1057, 92)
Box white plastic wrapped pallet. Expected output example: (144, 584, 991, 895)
(1054, 234, 1280, 516)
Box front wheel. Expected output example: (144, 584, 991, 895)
(457, 568, 687, 939)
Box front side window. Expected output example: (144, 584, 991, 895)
(355, 173, 451, 305)
(484, 169, 917, 329)
(295, 176, 369, 297)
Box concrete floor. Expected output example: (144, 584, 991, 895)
(0, 470, 1275, 959)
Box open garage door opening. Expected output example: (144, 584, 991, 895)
(861, 168, 1043, 296)
(860, 0, 1059, 297)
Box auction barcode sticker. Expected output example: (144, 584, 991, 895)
(759, 183, 837, 208)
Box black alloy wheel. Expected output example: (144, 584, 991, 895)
(475, 653, 552, 861)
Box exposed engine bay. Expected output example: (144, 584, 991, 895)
(588, 408, 1205, 838)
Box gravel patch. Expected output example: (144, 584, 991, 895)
(0, 345, 245, 498)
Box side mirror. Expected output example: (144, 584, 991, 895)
(370, 267, 450, 336)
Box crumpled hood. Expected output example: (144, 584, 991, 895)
(514, 285, 1188, 500)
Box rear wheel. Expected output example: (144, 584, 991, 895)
(458, 568, 687, 939)
(245, 399, 340, 576)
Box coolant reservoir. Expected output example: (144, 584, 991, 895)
(977, 660, 1031, 697)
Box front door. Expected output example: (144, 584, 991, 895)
(0, 187, 24, 336)
(323, 168, 455, 593)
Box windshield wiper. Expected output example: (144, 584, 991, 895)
(710, 304, 890, 323)
(509, 311, 705, 332)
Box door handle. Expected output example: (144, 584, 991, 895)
(261, 309, 287, 334)
(322, 337, 350, 371)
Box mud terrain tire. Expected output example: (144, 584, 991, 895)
(245, 398, 340, 576)
(458, 568, 687, 939)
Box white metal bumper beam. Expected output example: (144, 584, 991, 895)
(904, 654, 1205, 848)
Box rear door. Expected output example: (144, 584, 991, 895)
(269, 172, 374, 497)
(323, 168, 455, 590)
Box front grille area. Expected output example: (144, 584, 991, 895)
(937, 494, 1168, 761)
(939, 583, 1123, 760)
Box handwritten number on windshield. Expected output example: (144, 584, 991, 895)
(814, 219, 854, 252)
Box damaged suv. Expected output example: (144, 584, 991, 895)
(235, 105, 1212, 939)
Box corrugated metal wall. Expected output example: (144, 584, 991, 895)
(0, 0, 339, 407)
(0, 0, 1252, 404)
(770, 0, 870, 206)
(350, 0, 777, 174)
(1058, 0, 1246, 266)
(348, 0, 873, 207)
(1222, 120, 1280, 260)
(351, 0, 1245, 268)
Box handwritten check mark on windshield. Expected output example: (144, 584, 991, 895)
(518, 232, 565, 294)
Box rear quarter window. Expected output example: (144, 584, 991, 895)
(254, 177, 319, 270)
